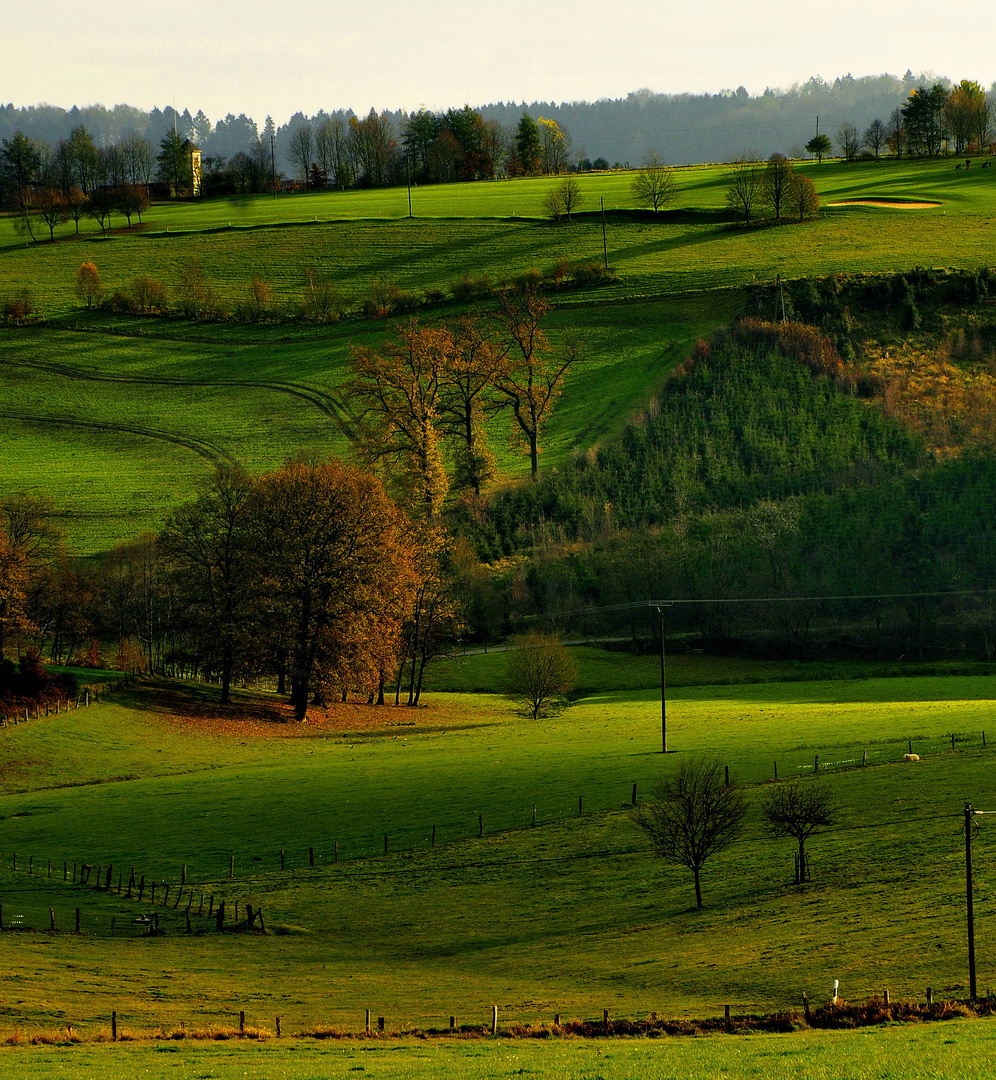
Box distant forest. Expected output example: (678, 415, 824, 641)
(2, 70, 991, 182)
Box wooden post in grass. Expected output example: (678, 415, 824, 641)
(802, 992, 811, 1022)
(492, 1005, 498, 1036)
(632, 783, 637, 805)
(234, 900, 238, 922)
(229, 854, 234, 878)
(532, 804, 537, 827)
(862, 749, 867, 766)
(432, 825, 436, 846)
(29, 855, 33, 874)
(603, 1009, 609, 1028)
(276, 1017, 281, 1037)
(365, 1009, 371, 1033)
(334, 842, 338, 864)
(280, 850, 285, 871)
(884, 989, 890, 1006)
(774, 761, 778, 780)
(239, 1011, 245, 1035)
(215, 900, 225, 931)
(814, 754, 819, 774)
(450, 1015, 455, 1030)
(162, 883, 170, 906)
(378, 1016, 385, 1032)
(309, 847, 314, 867)
(554, 1013, 561, 1026)
(112, 1011, 117, 1042)
(49, 907, 55, 931)
(579, 796, 583, 816)
(724, 1004, 731, 1025)
(927, 987, 933, 1005)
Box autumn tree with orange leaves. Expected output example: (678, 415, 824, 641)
(249, 459, 415, 722)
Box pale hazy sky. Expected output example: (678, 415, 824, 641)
(7, 0, 996, 124)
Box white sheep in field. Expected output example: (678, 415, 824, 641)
(904, 753, 920, 762)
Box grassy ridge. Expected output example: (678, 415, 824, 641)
(0, 292, 735, 553)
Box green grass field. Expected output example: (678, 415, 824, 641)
(2, 655, 995, 1043)
(3, 156, 995, 552)
(4, 1021, 996, 1080)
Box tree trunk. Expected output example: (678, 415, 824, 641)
(693, 867, 703, 909)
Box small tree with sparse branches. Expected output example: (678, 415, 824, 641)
(761, 779, 838, 883)
(506, 632, 578, 718)
(635, 758, 748, 909)
(631, 152, 678, 214)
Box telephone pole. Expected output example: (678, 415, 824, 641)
(965, 802, 978, 1001)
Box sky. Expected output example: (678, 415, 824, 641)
(6, 0, 996, 124)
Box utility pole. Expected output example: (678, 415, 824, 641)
(406, 153, 413, 219)
(655, 603, 672, 753)
(601, 197, 608, 272)
(965, 802, 978, 1001)
(270, 133, 277, 199)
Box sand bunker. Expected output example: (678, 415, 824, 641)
(828, 199, 941, 209)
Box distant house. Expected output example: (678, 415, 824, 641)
(181, 139, 202, 197)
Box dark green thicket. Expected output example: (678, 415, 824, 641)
(459, 328, 925, 560)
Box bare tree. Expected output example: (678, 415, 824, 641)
(506, 632, 578, 718)
(864, 118, 887, 159)
(836, 123, 861, 162)
(287, 124, 314, 187)
(761, 779, 838, 883)
(546, 177, 583, 222)
(635, 758, 748, 908)
(725, 154, 763, 223)
(631, 151, 678, 214)
(886, 107, 906, 158)
(761, 153, 794, 220)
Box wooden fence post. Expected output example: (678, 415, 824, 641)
(492, 1005, 498, 1036)
(365, 1009, 371, 1034)
(49, 907, 55, 931)
(579, 796, 583, 816)
(814, 754, 819, 774)
(632, 783, 637, 805)
(378, 1016, 385, 1032)
(239, 1011, 245, 1035)
(432, 825, 436, 846)
(112, 1011, 117, 1042)
(450, 1015, 455, 1030)
(229, 854, 234, 878)
(309, 847, 314, 867)
(927, 987, 933, 1005)
(276, 1017, 281, 1037)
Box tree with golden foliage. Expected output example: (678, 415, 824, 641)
(438, 315, 505, 496)
(250, 459, 414, 722)
(396, 522, 463, 706)
(348, 320, 453, 518)
(75, 261, 102, 308)
(0, 533, 33, 661)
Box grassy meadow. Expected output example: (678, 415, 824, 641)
(1, 652, 995, 1048)
(3, 156, 996, 551)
